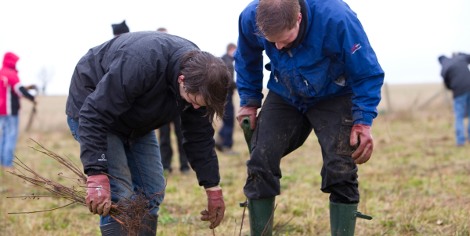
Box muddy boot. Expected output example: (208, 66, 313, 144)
(138, 215, 158, 236)
(248, 197, 275, 236)
(100, 221, 128, 236)
(330, 202, 372, 236)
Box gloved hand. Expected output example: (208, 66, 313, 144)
(200, 186, 225, 229)
(86, 174, 112, 216)
(350, 124, 373, 164)
(236, 106, 257, 129)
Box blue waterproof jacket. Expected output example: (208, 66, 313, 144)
(235, 0, 384, 125)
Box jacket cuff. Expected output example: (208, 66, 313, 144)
(241, 98, 262, 108)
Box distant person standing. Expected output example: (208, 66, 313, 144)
(156, 27, 168, 33)
(438, 52, 470, 146)
(111, 20, 130, 37)
(215, 43, 238, 155)
(0, 52, 36, 170)
(156, 27, 190, 174)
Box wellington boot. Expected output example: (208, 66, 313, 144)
(100, 215, 158, 236)
(330, 202, 372, 236)
(100, 221, 128, 236)
(248, 197, 275, 236)
(138, 214, 158, 236)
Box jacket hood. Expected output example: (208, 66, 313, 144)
(2, 52, 19, 70)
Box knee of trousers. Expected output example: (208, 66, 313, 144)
(244, 166, 281, 199)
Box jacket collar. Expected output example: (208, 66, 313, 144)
(282, 0, 308, 51)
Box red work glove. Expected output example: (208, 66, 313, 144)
(200, 186, 225, 229)
(86, 174, 112, 216)
(350, 124, 373, 164)
(236, 106, 258, 129)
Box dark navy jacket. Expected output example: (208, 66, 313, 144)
(66, 31, 220, 188)
(439, 53, 470, 98)
(235, 0, 384, 125)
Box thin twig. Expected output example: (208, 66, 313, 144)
(7, 139, 164, 235)
(8, 202, 78, 214)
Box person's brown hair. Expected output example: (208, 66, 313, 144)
(256, 0, 300, 38)
(180, 50, 231, 120)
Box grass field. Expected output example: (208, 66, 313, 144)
(1, 83, 469, 236)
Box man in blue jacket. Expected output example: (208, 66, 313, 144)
(234, 0, 384, 235)
(66, 31, 230, 235)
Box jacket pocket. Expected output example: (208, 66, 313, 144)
(335, 116, 356, 156)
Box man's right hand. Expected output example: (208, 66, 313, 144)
(236, 106, 257, 129)
(86, 174, 111, 216)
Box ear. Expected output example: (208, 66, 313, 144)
(298, 12, 302, 24)
(178, 75, 185, 83)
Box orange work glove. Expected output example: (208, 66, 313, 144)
(86, 174, 112, 216)
(200, 186, 225, 229)
(236, 106, 257, 129)
(350, 124, 373, 164)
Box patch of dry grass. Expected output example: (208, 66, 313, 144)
(1, 85, 469, 235)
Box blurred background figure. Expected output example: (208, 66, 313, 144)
(0, 52, 37, 171)
(156, 27, 190, 174)
(156, 27, 168, 33)
(111, 20, 130, 37)
(438, 52, 470, 147)
(215, 43, 238, 155)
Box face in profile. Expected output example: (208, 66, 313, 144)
(178, 75, 206, 109)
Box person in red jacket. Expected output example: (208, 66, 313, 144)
(0, 52, 36, 170)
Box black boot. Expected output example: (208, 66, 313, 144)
(138, 215, 158, 236)
(100, 221, 128, 236)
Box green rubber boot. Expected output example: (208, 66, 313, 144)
(248, 197, 275, 236)
(330, 202, 372, 236)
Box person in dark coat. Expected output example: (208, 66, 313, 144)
(215, 43, 238, 155)
(111, 20, 130, 37)
(438, 52, 470, 146)
(154, 27, 191, 174)
(66, 31, 231, 235)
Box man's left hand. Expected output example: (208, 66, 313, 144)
(200, 186, 225, 229)
(350, 124, 373, 164)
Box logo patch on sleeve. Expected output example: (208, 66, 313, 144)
(351, 43, 362, 54)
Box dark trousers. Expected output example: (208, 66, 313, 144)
(159, 116, 189, 172)
(244, 91, 359, 203)
(218, 89, 235, 148)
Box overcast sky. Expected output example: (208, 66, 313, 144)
(1, 0, 469, 95)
